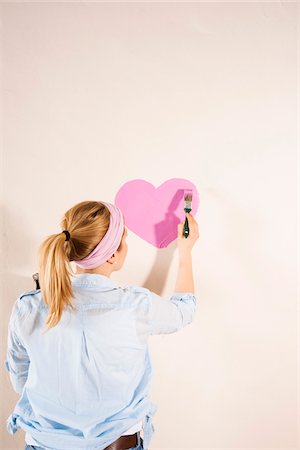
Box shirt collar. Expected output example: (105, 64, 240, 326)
(71, 273, 119, 289)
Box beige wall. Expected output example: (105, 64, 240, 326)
(0, 2, 298, 449)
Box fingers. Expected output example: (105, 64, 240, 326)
(185, 212, 195, 221)
(185, 212, 198, 227)
(184, 214, 199, 238)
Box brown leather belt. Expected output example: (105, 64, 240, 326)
(103, 432, 142, 450)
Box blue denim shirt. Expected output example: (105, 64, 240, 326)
(4, 273, 196, 450)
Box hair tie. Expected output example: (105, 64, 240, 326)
(62, 230, 71, 241)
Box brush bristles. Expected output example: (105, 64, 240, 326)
(184, 193, 192, 210)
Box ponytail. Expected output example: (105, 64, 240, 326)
(38, 232, 75, 332)
(38, 201, 112, 331)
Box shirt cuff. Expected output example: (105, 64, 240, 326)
(170, 292, 196, 299)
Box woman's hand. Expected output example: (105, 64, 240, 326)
(177, 212, 199, 254)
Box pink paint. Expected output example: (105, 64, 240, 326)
(114, 178, 199, 248)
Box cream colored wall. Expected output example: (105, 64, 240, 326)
(0, 2, 298, 449)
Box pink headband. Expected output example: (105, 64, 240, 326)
(73, 201, 125, 269)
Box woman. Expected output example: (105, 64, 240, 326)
(5, 200, 199, 450)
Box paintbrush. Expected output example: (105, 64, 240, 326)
(183, 190, 193, 238)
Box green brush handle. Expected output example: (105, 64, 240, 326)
(183, 208, 191, 238)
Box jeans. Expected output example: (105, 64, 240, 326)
(24, 437, 144, 450)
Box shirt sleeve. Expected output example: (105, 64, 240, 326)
(148, 290, 196, 335)
(4, 299, 30, 394)
(130, 285, 196, 335)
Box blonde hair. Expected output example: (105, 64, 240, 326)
(38, 201, 124, 331)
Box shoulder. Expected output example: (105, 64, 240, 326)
(122, 285, 151, 311)
(18, 289, 41, 301)
(124, 285, 151, 297)
(14, 289, 43, 316)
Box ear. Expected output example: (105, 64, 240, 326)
(106, 253, 117, 265)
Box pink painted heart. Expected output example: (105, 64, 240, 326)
(114, 178, 199, 248)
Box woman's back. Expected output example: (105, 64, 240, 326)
(5, 272, 196, 449)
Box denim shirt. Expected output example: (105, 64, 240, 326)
(4, 273, 196, 450)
